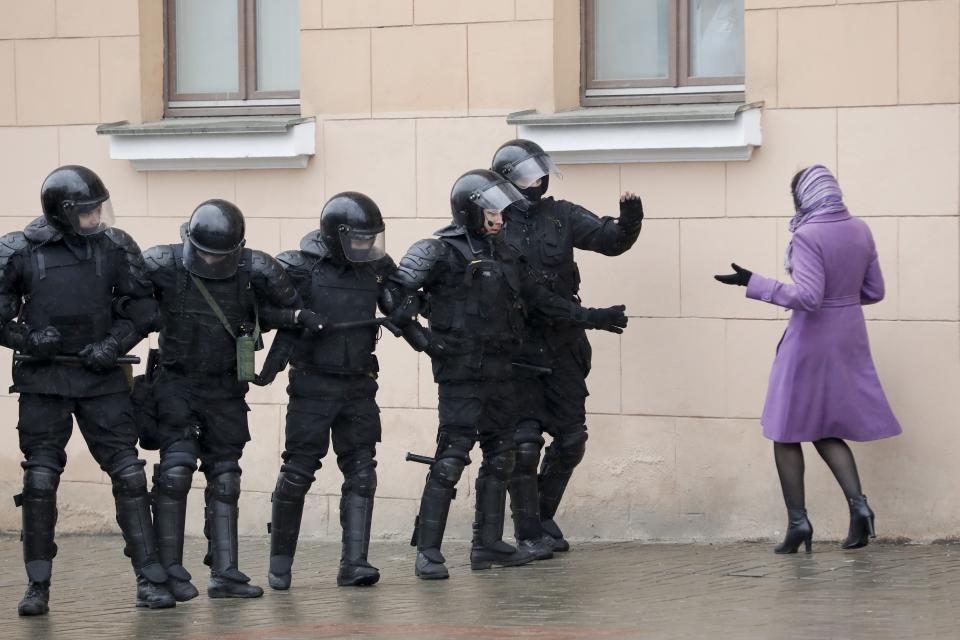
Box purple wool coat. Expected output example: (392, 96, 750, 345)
(746, 211, 902, 443)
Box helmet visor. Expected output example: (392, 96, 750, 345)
(339, 227, 386, 263)
(183, 238, 242, 279)
(502, 154, 560, 189)
(69, 197, 114, 236)
(473, 182, 528, 214)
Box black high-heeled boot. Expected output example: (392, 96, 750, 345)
(774, 508, 813, 554)
(841, 495, 876, 550)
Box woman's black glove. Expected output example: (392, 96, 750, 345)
(714, 263, 752, 287)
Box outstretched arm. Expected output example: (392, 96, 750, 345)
(745, 233, 825, 312)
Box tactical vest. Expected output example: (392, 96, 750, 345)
(504, 200, 581, 301)
(426, 236, 525, 354)
(20, 240, 114, 354)
(291, 257, 380, 375)
(157, 245, 256, 375)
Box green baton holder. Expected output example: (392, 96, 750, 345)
(189, 274, 261, 383)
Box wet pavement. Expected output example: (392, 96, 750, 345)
(0, 535, 958, 639)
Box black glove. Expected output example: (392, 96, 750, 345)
(78, 335, 120, 371)
(26, 325, 63, 359)
(296, 309, 326, 333)
(618, 192, 644, 231)
(584, 305, 628, 334)
(424, 331, 467, 359)
(714, 263, 752, 287)
(387, 292, 421, 327)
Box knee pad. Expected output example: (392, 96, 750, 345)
(431, 457, 466, 489)
(205, 459, 242, 479)
(22, 456, 64, 475)
(554, 430, 587, 466)
(159, 440, 199, 473)
(482, 450, 516, 482)
(514, 441, 542, 474)
(274, 470, 313, 501)
(210, 472, 241, 505)
(344, 466, 377, 498)
(155, 465, 194, 499)
(110, 464, 149, 497)
(23, 466, 61, 493)
(514, 420, 545, 447)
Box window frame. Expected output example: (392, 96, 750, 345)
(164, 0, 300, 117)
(581, 0, 745, 107)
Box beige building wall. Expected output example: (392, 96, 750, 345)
(0, 0, 957, 544)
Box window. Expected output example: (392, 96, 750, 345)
(165, 0, 300, 116)
(582, 0, 745, 106)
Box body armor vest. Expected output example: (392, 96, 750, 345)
(291, 257, 380, 375)
(426, 236, 525, 357)
(157, 245, 255, 375)
(20, 240, 114, 354)
(503, 199, 581, 302)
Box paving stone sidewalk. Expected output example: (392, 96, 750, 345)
(0, 535, 957, 639)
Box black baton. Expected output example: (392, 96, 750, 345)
(14, 354, 142, 365)
(405, 452, 436, 466)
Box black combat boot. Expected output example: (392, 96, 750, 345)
(17, 467, 59, 616)
(414, 479, 455, 580)
(17, 582, 50, 616)
(205, 473, 263, 598)
(113, 465, 176, 609)
(267, 470, 312, 590)
(152, 464, 198, 601)
(471, 475, 534, 570)
(337, 491, 380, 586)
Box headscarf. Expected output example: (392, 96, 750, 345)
(785, 164, 848, 274)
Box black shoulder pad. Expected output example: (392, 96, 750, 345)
(251, 249, 298, 305)
(276, 249, 309, 270)
(105, 227, 140, 253)
(142, 244, 176, 274)
(0, 232, 29, 267)
(299, 231, 330, 259)
(392, 239, 444, 289)
(23, 217, 60, 244)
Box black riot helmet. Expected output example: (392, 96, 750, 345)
(40, 165, 115, 236)
(181, 199, 246, 279)
(320, 192, 386, 263)
(450, 169, 527, 236)
(490, 139, 561, 203)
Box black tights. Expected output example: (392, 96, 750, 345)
(774, 438, 863, 511)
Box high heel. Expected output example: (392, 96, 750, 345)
(841, 495, 875, 550)
(774, 508, 813, 554)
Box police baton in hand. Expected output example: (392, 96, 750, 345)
(14, 354, 141, 364)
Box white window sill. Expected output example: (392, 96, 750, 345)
(505, 102, 762, 164)
(95, 116, 316, 171)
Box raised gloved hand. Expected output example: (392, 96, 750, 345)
(296, 309, 325, 333)
(714, 263, 752, 287)
(424, 331, 467, 359)
(618, 192, 644, 232)
(78, 335, 120, 371)
(584, 305, 628, 334)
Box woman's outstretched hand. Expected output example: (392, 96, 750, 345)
(714, 263, 752, 287)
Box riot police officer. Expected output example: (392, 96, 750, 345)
(390, 169, 628, 580)
(255, 192, 406, 589)
(0, 165, 174, 614)
(140, 199, 298, 600)
(490, 139, 644, 557)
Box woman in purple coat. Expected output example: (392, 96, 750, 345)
(715, 165, 901, 554)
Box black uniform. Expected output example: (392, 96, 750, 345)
(141, 230, 296, 598)
(259, 233, 399, 589)
(0, 216, 173, 612)
(502, 196, 640, 550)
(391, 222, 603, 578)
